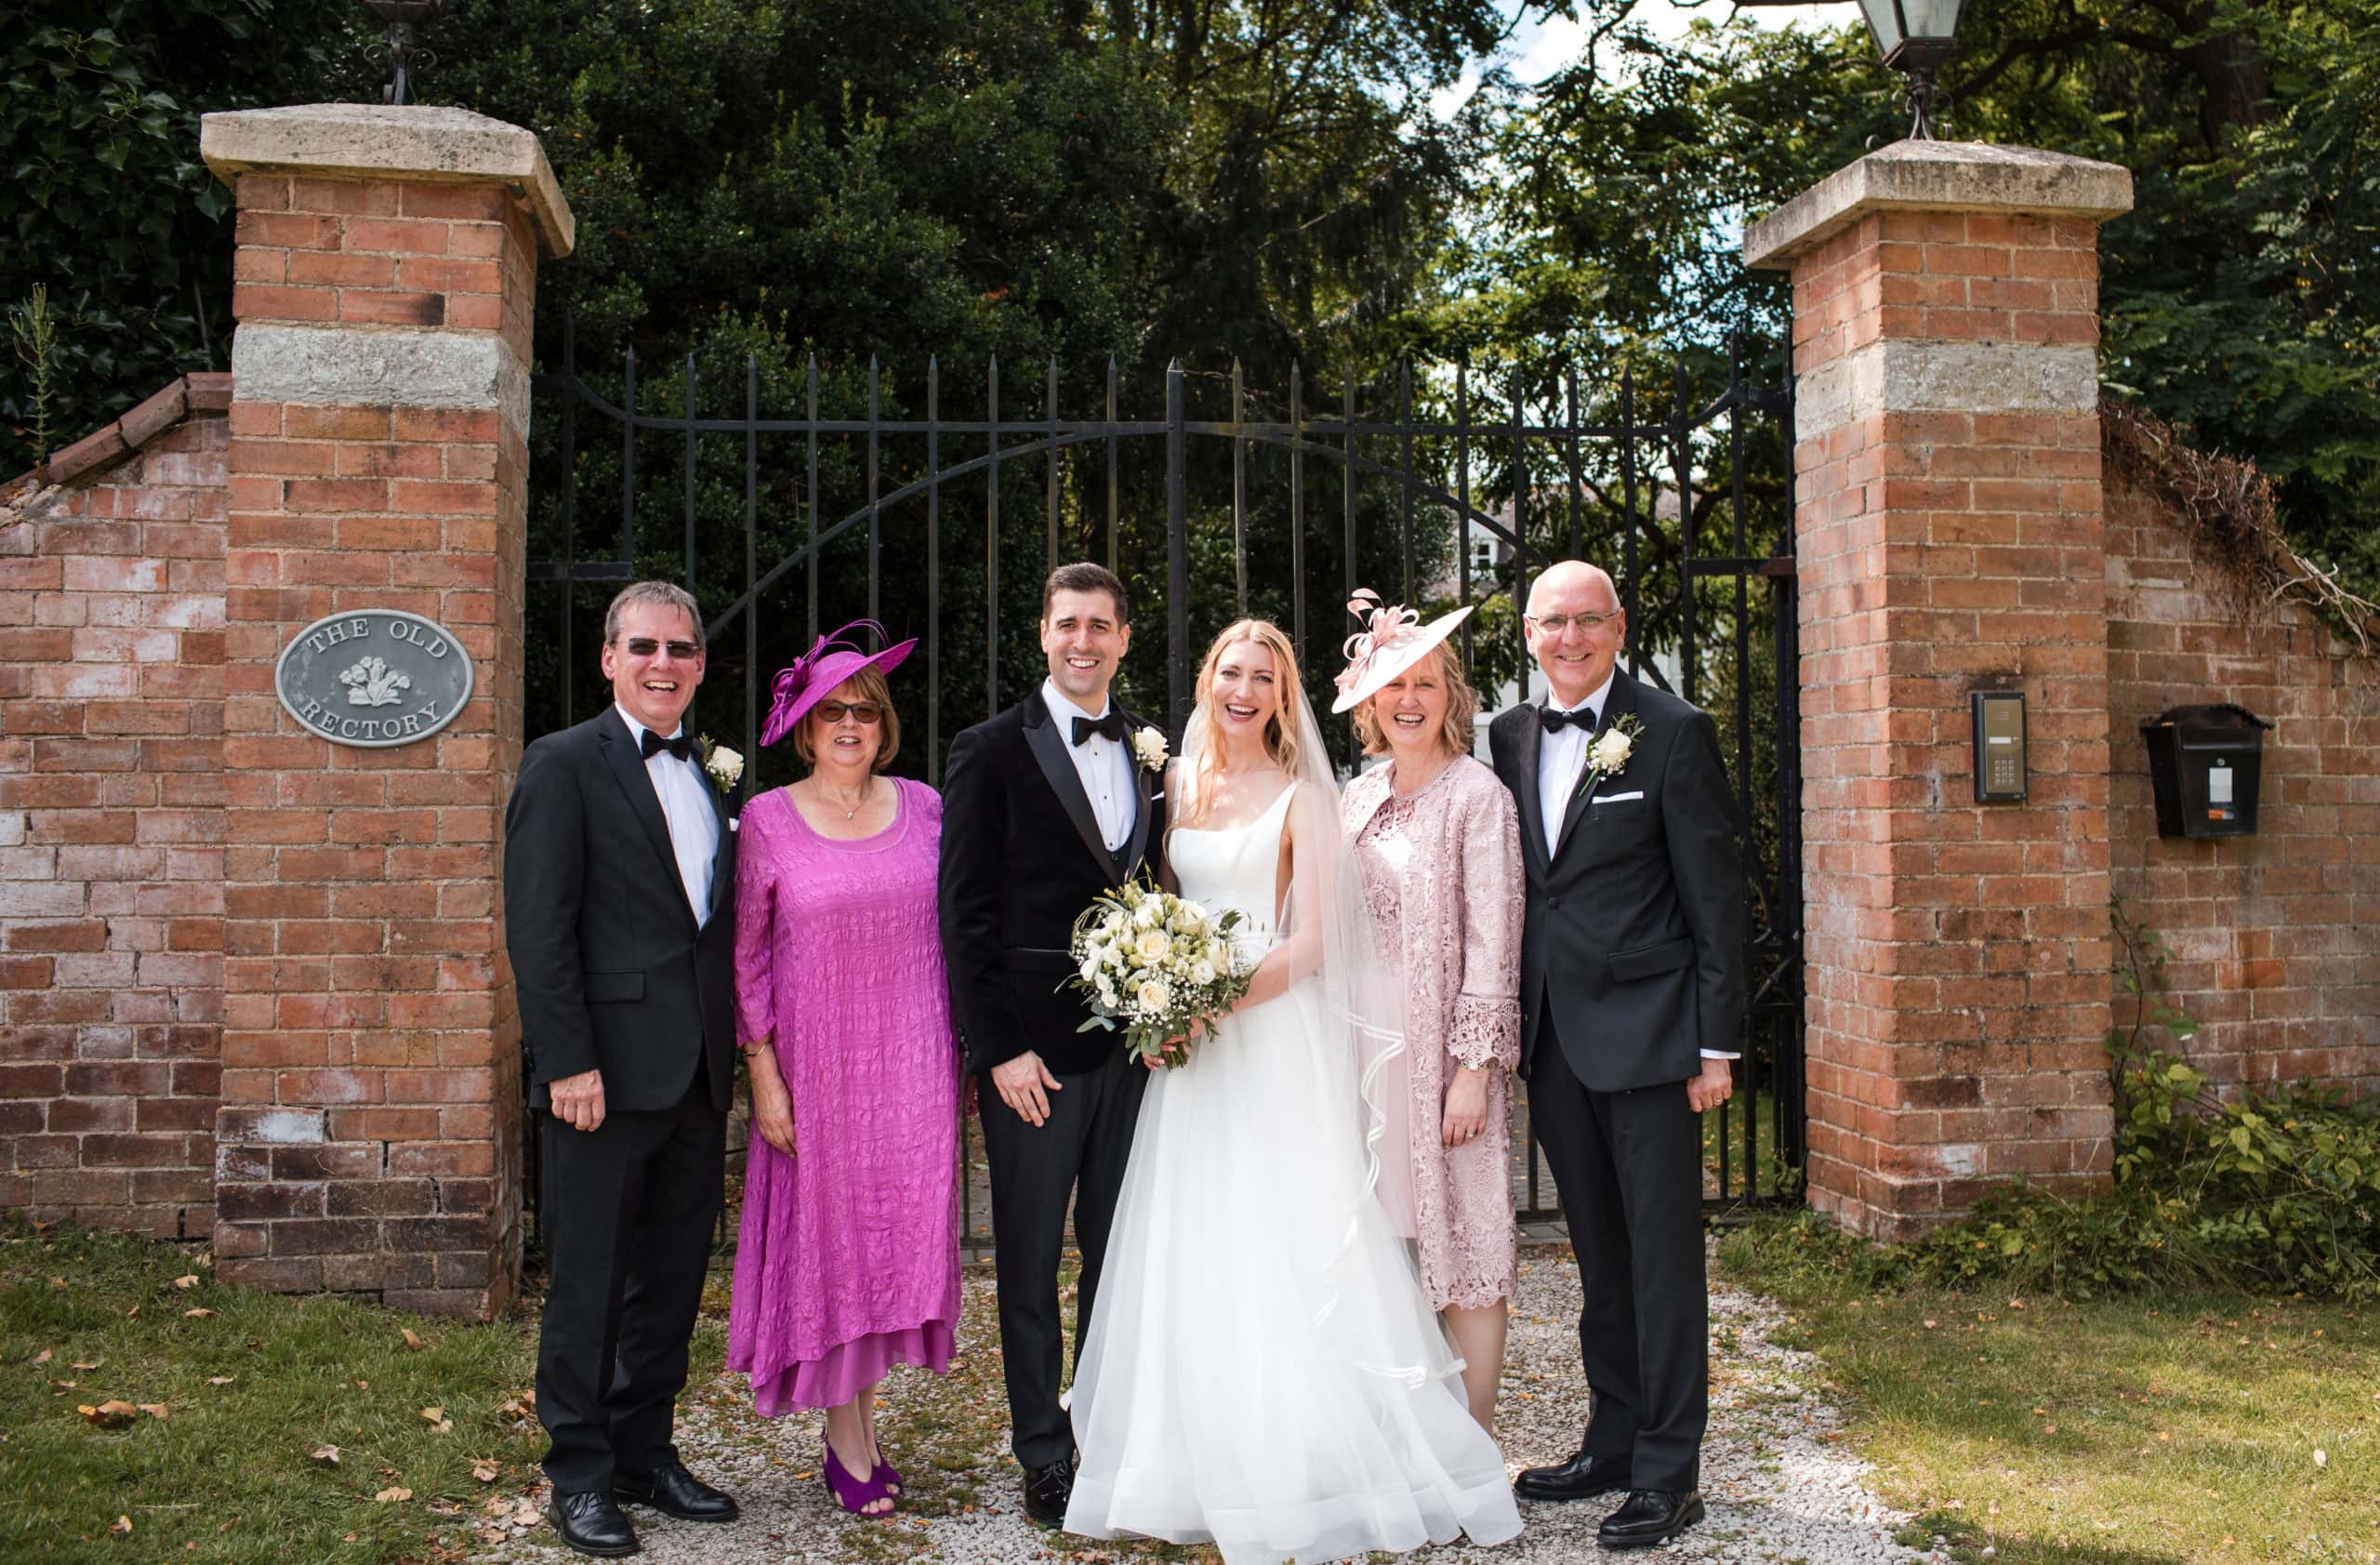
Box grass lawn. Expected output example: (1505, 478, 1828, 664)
(0, 1217, 579, 1564)
(1720, 1223, 2380, 1565)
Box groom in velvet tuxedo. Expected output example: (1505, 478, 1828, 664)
(1488, 560, 1747, 1550)
(938, 562, 1166, 1528)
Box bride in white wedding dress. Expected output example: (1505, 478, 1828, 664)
(1064, 620, 1522, 1565)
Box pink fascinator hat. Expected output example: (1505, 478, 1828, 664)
(760, 619, 918, 747)
(1329, 589, 1474, 714)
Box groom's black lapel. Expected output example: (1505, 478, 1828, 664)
(1021, 695, 1117, 876)
(1553, 667, 1639, 862)
(595, 715, 692, 922)
(702, 763, 734, 924)
(1116, 701, 1156, 881)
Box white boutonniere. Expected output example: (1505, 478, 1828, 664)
(1132, 726, 1170, 773)
(1576, 713, 1643, 800)
(698, 735, 744, 792)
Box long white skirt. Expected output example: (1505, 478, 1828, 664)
(1064, 977, 1523, 1564)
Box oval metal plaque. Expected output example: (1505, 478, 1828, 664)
(275, 609, 475, 749)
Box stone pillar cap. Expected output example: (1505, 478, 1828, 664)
(201, 103, 575, 259)
(1743, 139, 2131, 272)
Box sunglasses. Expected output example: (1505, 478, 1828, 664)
(621, 637, 702, 659)
(814, 700, 884, 725)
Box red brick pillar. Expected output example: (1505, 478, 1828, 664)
(200, 106, 574, 1313)
(1745, 143, 2134, 1237)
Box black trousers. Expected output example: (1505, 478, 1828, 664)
(535, 1076, 725, 1495)
(977, 1047, 1147, 1470)
(1527, 1015, 1708, 1492)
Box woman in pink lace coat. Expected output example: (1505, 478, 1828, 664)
(1336, 596, 1523, 1433)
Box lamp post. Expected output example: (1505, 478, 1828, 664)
(1856, 0, 1965, 140)
(361, 1, 443, 106)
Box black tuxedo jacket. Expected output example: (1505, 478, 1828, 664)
(938, 692, 1166, 1077)
(1488, 667, 1748, 1093)
(502, 710, 738, 1114)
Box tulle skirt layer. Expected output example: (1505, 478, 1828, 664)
(1064, 979, 1523, 1565)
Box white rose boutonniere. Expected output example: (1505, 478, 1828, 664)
(1575, 712, 1644, 801)
(1132, 725, 1170, 773)
(698, 735, 744, 792)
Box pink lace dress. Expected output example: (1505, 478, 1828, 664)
(727, 777, 961, 1413)
(1344, 756, 1523, 1310)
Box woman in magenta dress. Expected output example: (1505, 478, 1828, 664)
(728, 621, 960, 1519)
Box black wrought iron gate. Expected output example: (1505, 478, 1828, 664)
(520, 324, 1805, 1240)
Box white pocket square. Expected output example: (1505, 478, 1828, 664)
(728, 816, 740, 832)
(1593, 790, 1645, 803)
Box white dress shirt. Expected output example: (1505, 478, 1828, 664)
(1041, 679, 1135, 853)
(615, 705, 719, 927)
(1536, 670, 1616, 862)
(1533, 674, 1734, 1062)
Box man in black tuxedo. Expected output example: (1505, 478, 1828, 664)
(938, 562, 1165, 1527)
(503, 581, 743, 1557)
(1488, 560, 1747, 1550)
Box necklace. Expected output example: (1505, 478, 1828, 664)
(815, 776, 872, 822)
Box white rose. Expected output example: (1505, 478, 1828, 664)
(1589, 727, 1634, 774)
(1096, 977, 1117, 1006)
(1136, 978, 1171, 1013)
(1078, 955, 1102, 983)
(1132, 726, 1170, 771)
(1104, 945, 1132, 975)
(1206, 938, 1229, 969)
(1190, 959, 1215, 986)
(1135, 900, 1164, 929)
(1135, 928, 1172, 964)
(705, 745, 744, 788)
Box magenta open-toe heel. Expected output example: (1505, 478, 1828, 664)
(823, 1446, 892, 1518)
(873, 1455, 904, 1492)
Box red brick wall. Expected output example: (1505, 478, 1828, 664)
(1791, 209, 2117, 1238)
(215, 169, 532, 1313)
(0, 405, 228, 1238)
(2104, 467, 2380, 1097)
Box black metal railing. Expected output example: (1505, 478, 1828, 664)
(518, 323, 1804, 1247)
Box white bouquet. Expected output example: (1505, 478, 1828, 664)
(1066, 878, 1252, 1068)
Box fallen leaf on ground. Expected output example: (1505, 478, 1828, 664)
(205, 1376, 234, 1386)
(80, 1400, 138, 1428)
(139, 1403, 169, 1419)
(420, 1406, 452, 1433)
(374, 1486, 413, 1504)
(30, 1349, 49, 1366)
(471, 1462, 499, 1483)
(173, 1275, 199, 1290)
(2315, 1449, 2329, 1468)
(108, 1516, 132, 1535)
(310, 1445, 340, 1466)
(401, 1328, 426, 1352)
(183, 1308, 214, 1319)
(73, 1359, 102, 1371)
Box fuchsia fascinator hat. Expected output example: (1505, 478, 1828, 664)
(1329, 589, 1474, 714)
(759, 619, 918, 747)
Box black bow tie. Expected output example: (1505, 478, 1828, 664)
(1072, 710, 1130, 747)
(641, 729, 694, 762)
(1540, 704, 1598, 735)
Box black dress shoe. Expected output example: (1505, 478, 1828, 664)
(1597, 1489, 1706, 1549)
(1514, 1448, 1633, 1504)
(553, 1489, 641, 1558)
(1021, 1454, 1075, 1528)
(614, 1460, 740, 1523)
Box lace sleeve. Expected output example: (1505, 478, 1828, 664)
(1447, 774, 1522, 1070)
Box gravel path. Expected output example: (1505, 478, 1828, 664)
(476, 1244, 1941, 1565)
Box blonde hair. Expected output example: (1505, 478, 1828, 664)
(793, 670, 901, 772)
(1351, 641, 1478, 759)
(1178, 619, 1305, 826)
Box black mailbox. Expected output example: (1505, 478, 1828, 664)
(2142, 703, 2271, 839)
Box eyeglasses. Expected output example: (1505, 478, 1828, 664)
(621, 637, 702, 659)
(814, 700, 884, 725)
(1525, 611, 1620, 636)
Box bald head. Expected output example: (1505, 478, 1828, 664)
(1526, 560, 1618, 617)
(1524, 559, 1626, 708)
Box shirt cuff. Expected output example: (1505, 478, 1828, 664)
(1699, 1049, 1739, 1061)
